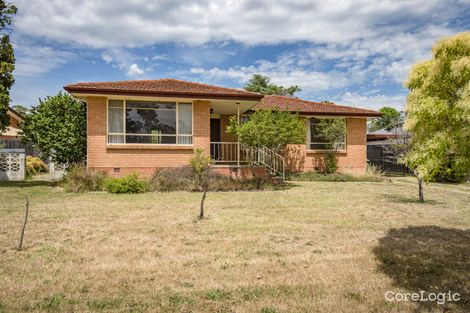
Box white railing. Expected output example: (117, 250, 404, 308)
(244, 146, 285, 180)
(210, 142, 243, 164)
(210, 142, 285, 180)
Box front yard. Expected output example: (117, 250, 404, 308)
(0, 178, 469, 312)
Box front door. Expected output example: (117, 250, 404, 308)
(210, 118, 221, 160)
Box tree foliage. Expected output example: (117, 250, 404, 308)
(404, 32, 470, 183)
(245, 74, 301, 97)
(12, 104, 29, 115)
(20, 92, 87, 165)
(0, 1, 17, 133)
(227, 110, 306, 151)
(369, 107, 403, 132)
(316, 118, 347, 173)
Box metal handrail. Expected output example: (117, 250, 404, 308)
(210, 142, 285, 180)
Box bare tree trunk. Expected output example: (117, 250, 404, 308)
(418, 177, 424, 202)
(17, 196, 29, 250)
(199, 188, 207, 220)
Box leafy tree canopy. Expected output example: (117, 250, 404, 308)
(0, 0, 17, 133)
(20, 92, 87, 165)
(369, 107, 403, 132)
(245, 74, 301, 97)
(404, 32, 470, 182)
(227, 110, 306, 151)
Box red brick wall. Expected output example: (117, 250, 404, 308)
(86, 97, 368, 177)
(284, 118, 367, 173)
(86, 97, 210, 177)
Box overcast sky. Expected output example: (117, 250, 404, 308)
(9, 0, 470, 110)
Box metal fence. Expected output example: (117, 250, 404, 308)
(367, 145, 408, 175)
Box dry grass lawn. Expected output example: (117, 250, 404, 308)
(0, 177, 469, 313)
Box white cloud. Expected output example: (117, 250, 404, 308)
(9, 0, 467, 106)
(101, 48, 145, 76)
(13, 0, 465, 48)
(13, 43, 75, 77)
(127, 63, 144, 76)
(336, 92, 406, 110)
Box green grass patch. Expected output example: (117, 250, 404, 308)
(203, 288, 232, 301)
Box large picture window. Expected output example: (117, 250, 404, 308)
(307, 118, 346, 150)
(107, 100, 193, 145)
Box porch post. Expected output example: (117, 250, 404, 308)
(237, 103, 240, 166)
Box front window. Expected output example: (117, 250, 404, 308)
(307, 118, 346, 150)
(107, 100, 193, 144)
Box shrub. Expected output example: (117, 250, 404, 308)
(26, 156, 48, 177)
(105, 173, 149, 194)
(61, 165, 108, 192)
(150, 166, 197, 192)
(149, 166, 276, 192)
(322, 151, 337, 174)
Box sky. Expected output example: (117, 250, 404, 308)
(9, 0, 470, 110)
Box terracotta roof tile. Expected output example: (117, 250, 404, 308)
(253, 95, 381, 117)
(64, 78, 263, 100)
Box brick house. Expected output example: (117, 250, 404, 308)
(64, 79, 381, 178)
(1, 108, 24, 140)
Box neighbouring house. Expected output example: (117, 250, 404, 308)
(64, 79, 381, 178)
(367, 127, 404, 145)
(0, 107, 24, 149)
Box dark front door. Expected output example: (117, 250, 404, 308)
(210, 118, 221, 160)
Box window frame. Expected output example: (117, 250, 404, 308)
(306, 116, 347, 152)
(106, 98, 194, 146)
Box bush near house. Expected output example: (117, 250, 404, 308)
(149, 166, 277, 192)
(105, 173, 150, 194)
(26, 156, 48, 177)
(61, 165, 108, 192)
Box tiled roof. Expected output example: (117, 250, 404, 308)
(8, 107, 24, 121)
(253, 95, 382, 117)
(64, 78, 263, 100)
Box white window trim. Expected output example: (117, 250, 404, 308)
(306, 116, 347, 152)
(106, 99, 194, 146)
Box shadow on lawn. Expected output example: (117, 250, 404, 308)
(0, 180, 57, 188)
(374, 226, 470, 312)
(381, 193, 441, 205)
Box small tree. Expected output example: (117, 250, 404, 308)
(227, 110, 306, 184)
(381, 128, 426, 201)
(189, 148, 212, 220)
(227, 110, 306, 151)
(404, 32, 470, 183)
(315, 118, 346, 174)
(20, 92, 87, 165)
